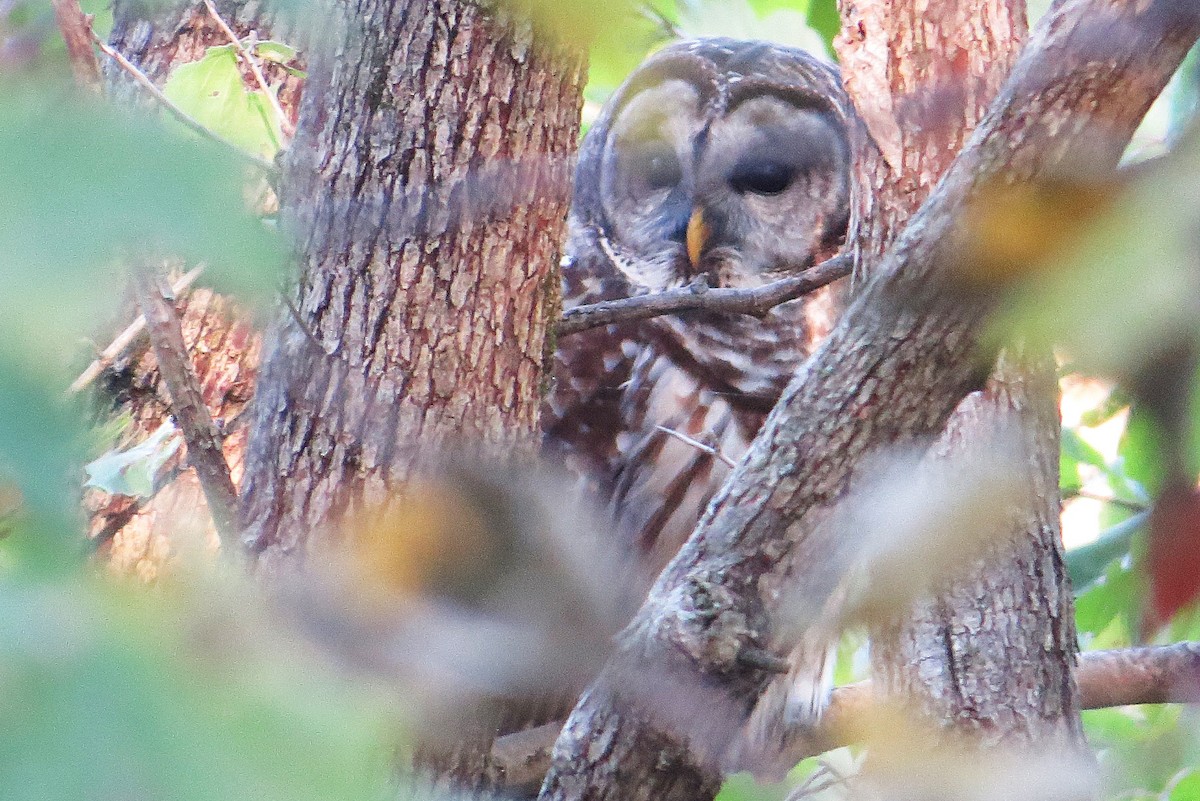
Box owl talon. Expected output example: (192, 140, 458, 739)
(737, 646, 791, 674)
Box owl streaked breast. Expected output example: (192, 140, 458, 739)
(545, 38, 854, 590)
(542, 37, 861, 772)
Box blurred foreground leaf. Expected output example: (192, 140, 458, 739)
(996, 136, 1200, 382)
(0, 550, 400, 801)
(0, 83, 282, 367)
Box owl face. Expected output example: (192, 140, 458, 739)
(578, 40, 853, 294)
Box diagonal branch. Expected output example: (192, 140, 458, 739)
(557, 254, 852, 336)
(131, 262, 240, 544)
(537, 3, 1200, 800)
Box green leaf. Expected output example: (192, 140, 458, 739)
(162, 45, 283, 158)
(84, 422, 182, 499)
(1066, 512, 1146, 591)
(1170, 771, 1200, 801)
(0, 565, 401, 801)
(1076, 555, 1140, 644)
(253, 40, 297, 63)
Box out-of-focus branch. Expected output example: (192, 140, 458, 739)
(557, 254, 852, 337)
(493, 643, 1200, 792)
(131, 263, 240, 543)
(69, 266, 204, 395)
(51, 0, 101, 90)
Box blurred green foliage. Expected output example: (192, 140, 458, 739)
(1, 2, 1199, 801)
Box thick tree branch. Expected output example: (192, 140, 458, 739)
(557, 254, 852, 337)
(131, 263, 240, 543)
(538, 3, 1200, 800)
(497, 643, 1200, 792)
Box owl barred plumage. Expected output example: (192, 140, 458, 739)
(544, 39, 860, 767)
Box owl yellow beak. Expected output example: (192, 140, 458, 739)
(686, 208, 710, 271)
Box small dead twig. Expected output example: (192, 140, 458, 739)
(200, 0, 295, 138)
(131, 262, 240, 544)
(51, 0, 102, 90)
(557, 253, 852, 337)
(87, 25, 278, 176)
(69, 266, 205, 395)
(637, 2, 683, 39)
(655, 425, 737, 468)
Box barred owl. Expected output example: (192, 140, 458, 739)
(544, 38, 860, 767)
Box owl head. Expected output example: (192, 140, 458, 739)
(570, 39, 856, 293)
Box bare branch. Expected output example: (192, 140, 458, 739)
(1077, 642, 1200, 708)
(200, 0, 295, 139)
(131, 262, 240, 543)
(68, 266, 205, 395)
(494, 642, 1200, 791)
(88, 24, 278, 176)
(557, 254, 852, 337)
(51, 0, 101, 91)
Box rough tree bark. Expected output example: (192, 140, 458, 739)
(837, 0, 1083, 752)
(537, 3, 1200, 800)
(235, 0, 585, 792)
(239, 0, 584, 565)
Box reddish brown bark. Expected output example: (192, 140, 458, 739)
(837, 0, 1083, 752)
(235, 0, 585, 792)
(239, 0, 585, 565)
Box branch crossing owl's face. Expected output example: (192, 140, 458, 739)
(580, 40, 853, 294)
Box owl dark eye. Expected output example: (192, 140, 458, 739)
(729, 160, 794, 195)
(629, 143, 682, 192)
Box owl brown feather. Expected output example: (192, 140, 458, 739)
(544, 38, 862, 772)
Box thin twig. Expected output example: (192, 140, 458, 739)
(69, 266, 205, 395)
(51, 0, 102, 90)
(88, 25, 278, 176)
(655, 425, 737, 468)
(1067, 489, 1149, 513)
(557, 253, 852, 337)
(200, 0, 295, 138)
(131, 261, 240, 544)
(637, 2, 683, 39)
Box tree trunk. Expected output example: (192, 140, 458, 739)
(240, 0, 584, 566)
(537, 3, 1200, 799)
(836, 0, 1085, 756)
(236, 0, 585, 793)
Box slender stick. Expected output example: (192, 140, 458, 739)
(557, 253, 852, 336)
